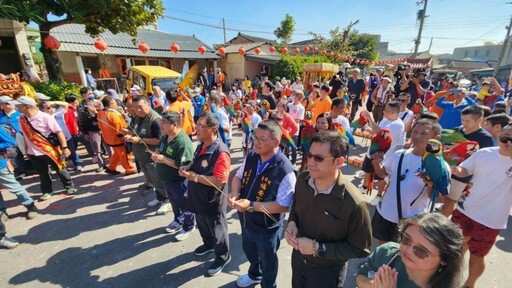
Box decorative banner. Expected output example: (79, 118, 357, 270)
(217, 46, 226, 55)
(198, 45, 206, 55)
(94, 38, 108, 52)
(239, 47, 245, 55)
(254, 47, 261, 55)
(44, 35, 61, 51)
(170, 43, 180, 53)
(138, 42, 150, 54)
(281, 47, 288, 54)
(269, 46, 276, 53)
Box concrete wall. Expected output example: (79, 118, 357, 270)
(452, 45, 501, 61)
(225, 53, 245, 82)
(245, 60, 262, 80)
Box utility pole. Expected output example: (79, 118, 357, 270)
(413, 0, 428, 58)
(222, 18, 227, 44)
(494, 15, 512, 76)
(427, 37, 433, 53)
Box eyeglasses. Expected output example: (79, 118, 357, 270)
(196, 124, 215, 129)
(253, 135, 273, 143)
(305, 152, 335, 163)
(499, 136, 512, 144)
(400, 233, 436, 260)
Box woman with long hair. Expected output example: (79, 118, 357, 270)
(356, 213, 464, 288)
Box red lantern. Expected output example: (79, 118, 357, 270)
(303, 46, 310, 54)
(327, 51, 334, 57)
(293, 47, 300, 54)
(94, 38, 108, 52)
(239, 47, 245, 55)
(269, 46, 276, 53)
(138, 41, 150, 54)
(355, 59, 360, 64)
(281, 47, 288, 54)
(321, 49, 326, 55)
(170, 43, 180, 53)
(217, 47, 226, 55)
(254, 47, 261, 55)
(44, 35, 61, 51)
(335, 54, 341, 60)
(312, 46, 318, 53)
(198, 45, 206, 55)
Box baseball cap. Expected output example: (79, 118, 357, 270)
(352, 68, 361, 73)
(130, 85, 141, 91)
(14, 96, 37, 107)
(381, 77, 392, 83)
(35, 92, 51, 101)
(244, 100, 257, 108)
(93, 90, 105, 99)
(107, 89, 119, 99)
(193, 87, 201, 94)
(312, 82, 320, 88)
(0, 95, 13, 104)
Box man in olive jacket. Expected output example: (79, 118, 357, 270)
(285, 131, 372, 288)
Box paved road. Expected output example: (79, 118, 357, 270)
(1, 128, 511, 287)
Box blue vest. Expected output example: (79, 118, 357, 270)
(239, 150, 294, 233)
(187, 138, 230, 215)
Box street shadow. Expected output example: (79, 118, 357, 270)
(9, 228, 170, 287)
(495, 215, 512, 252)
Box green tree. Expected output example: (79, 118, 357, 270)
(309, 20, 379, 63)
(0, 0, 164, 83)
(274, 14, 295, 45)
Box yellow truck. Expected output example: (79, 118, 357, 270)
(126, 66, 181, 95)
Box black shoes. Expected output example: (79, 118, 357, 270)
(207, 255, 231, 276)
(194, 244, 214, 256)
(25, 203, 38, 219)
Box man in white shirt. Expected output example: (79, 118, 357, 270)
(397, 92, 415, 138)
(208, 93, 231, 148)
(242, 100, 262, 154)
(445, 124, 512, 288)
(330, 97, 350, 131)
(370, 120, 443, 245)
(290, 77, 304, 91)
(360, 101, 405, 203)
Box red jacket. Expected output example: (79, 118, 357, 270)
(65, 105, 79, 136)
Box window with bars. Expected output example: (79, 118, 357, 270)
(82, 56, 100, 73)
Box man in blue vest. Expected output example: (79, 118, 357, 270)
(179, 112, 231, 276)
(229, 120, 297, 288)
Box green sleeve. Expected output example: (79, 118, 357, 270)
(173, 140, 194, 167)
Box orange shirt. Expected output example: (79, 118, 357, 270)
(167, 101, 195, 136)
(425, 90, 455, 118)
(311, 97, 332, 125)
(99, 68, 111, 78)
(217, 72, 225, 85)
(97, 109, 126, 146)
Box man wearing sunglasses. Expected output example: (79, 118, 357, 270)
(448, 124, 512, 288)
(285, 131, 371, 288)
(229, 120, 296, 288)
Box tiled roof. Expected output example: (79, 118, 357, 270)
(244, 54, 281, 64)
(226, 32, 278, 45)
(50, 24, 220, 59)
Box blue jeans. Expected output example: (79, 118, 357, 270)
(242, 227, 281, 288)
(67, 138, 81, 166)
(164, 181, 195, 230)
(0, 167, 34, 210)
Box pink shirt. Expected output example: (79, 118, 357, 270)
(22, 110, 63, 156)
(282, 112, 299, 136)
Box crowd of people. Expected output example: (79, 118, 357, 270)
(0, 64, 511, 288)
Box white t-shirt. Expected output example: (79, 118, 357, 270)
(456, 147, 512, 229)
(367, 117, 405, 160)
(54, 108, 71, 140)
(332, 115, 351, 132)
(290, 82, 304, 91)
(378, 149, 430, 223)
(398, 109, 414, 127)
(249, 113, 262, 130)
(288, 103, 305, 122)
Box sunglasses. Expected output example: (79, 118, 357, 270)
(305, 152, 335, 163)
(499, 136, 512, 144)
(400, 233, 434, 260)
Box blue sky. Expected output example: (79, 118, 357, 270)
(158, 0, 511, 55)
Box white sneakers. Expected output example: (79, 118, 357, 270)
(175, 226, 196, 241)
(156, 203, 171, 215)
(236, 274, 262, 287)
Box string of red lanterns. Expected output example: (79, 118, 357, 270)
(42, 35, 378, 66)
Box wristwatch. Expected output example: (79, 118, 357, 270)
(247, 201, 255, 212)
(317, 242, 326, 257)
